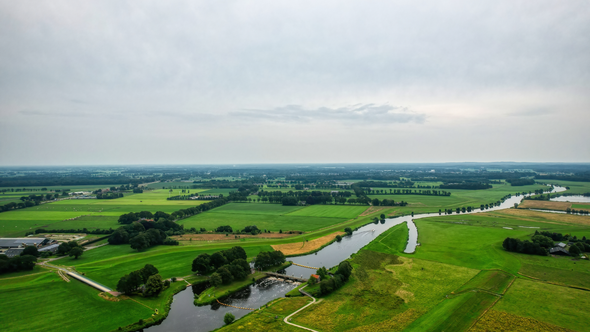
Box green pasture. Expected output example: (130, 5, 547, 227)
(286, 205, 367, 219)
(0, 189, 213, 236)
(572, 203, 590, 209)
(293, 251, 478, 331)
(0, 273, 152, 332)
(208, 203, 304, 215)
(179, 213, 346, 233)
(365, 222, 409, 254)
(494, 279, 590, 331)
(455, 270, 514, 294)
(541, 180, 590, 194)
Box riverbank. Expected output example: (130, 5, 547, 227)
(194, 261, 293, 305)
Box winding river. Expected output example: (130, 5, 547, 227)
(146, 185, 565, 332)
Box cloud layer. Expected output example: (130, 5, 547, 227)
(0, 0, 589, 165)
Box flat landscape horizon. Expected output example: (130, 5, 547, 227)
(1, 1, 589, 331)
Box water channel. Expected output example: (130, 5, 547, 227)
(146, 185, 566, 332)
(550, 195, 590, 203)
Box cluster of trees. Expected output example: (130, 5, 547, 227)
(506, 178, 535, 186)
(57, 241, 84, 259)
(317, 261, 353, 295)
(215, 225, 233, 233)
(192, 247, 251, 286)
(109, 220, 181, 250)
(439, 182, 492, 190)
(242, 225, 261, 235)
(96, 192, 124, 199)
(371, 198, 408, 207)
(502, 237, 548, 256)
(0, 254, 37, 274)
(119, 198, 229, 225)
(116, 264, 167, 297)
(1, 193, 60, 212)
(566, 208, 590, 215)
(536, 230, 590, 244)
(253, 250, 286, 269)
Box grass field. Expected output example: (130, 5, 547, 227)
(493, 279, 590, 331)
(455, 270, 514, 294)
(178, 203, 364, 233)
(286, 205, 368, 218)
(291, 251, 478, 331)
(217, 297, 310, 332)
(0, 273, 152, 332)
(0, 189, 212, 236)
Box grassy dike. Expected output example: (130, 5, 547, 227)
(194, 261, 293, 306)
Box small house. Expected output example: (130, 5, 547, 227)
(310, 274, 321, 281)
(557, 242, 567, 248)
(550, 247, 570, 256)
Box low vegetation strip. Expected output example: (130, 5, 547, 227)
(271, 231, 345, 256)
(471, 309, 575, 332)
(455, 270, 514, 294)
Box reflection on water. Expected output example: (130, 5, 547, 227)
(145, 278, 297, 332)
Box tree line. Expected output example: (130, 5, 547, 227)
(108, 220, 180, 250)
(0, 254, 37, 275)
(364, 189, 451, 196)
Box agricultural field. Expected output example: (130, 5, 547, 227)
(178, 203, 364, 233)
(0, 189, 212, 236)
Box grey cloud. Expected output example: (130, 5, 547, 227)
(509, 108, 554, 117)
(231, 104, 426, 124)
(19, 110, 91, 117)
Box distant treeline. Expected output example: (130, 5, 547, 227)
(439, 182, 492, 190)
(0, 175, 155, 187)
(506, 178, 535, 186)
(32, 228, 114, 235)
(535, 174, 590, 182)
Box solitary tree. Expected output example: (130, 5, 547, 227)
(69, 247, 84, 259)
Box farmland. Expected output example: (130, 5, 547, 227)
(1, 170, 590, 332)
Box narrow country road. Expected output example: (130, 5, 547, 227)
(283, 285, 319, 332)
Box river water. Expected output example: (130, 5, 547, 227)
(550, 195, 590, 203)
(146, 185, 565, 332)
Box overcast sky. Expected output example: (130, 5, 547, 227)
(0, 0, 589, 165)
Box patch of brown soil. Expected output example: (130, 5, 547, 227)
(519, 200, 572, 211)
(360, 206, 389, 217)
(496, 209, 590, 226)
(173, 233, 295, 241)
(271, 231, 345, 255)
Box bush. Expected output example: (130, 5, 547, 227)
(224, 313, 235, 325)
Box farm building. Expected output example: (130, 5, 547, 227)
(549, 247, 570, 256)
(4, 248, 24, 258)
(310, 274, 321, 281)
(557, 242, 567, 248)
(38, 243, 60, 254)
(0, 238, 50, 249)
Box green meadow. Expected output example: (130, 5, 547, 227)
(0, 189, 212, 236)
(0, 273, 152, 332)
(178, 203, 363, 232)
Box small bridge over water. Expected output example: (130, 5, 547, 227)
(264, 272, 308, 282)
